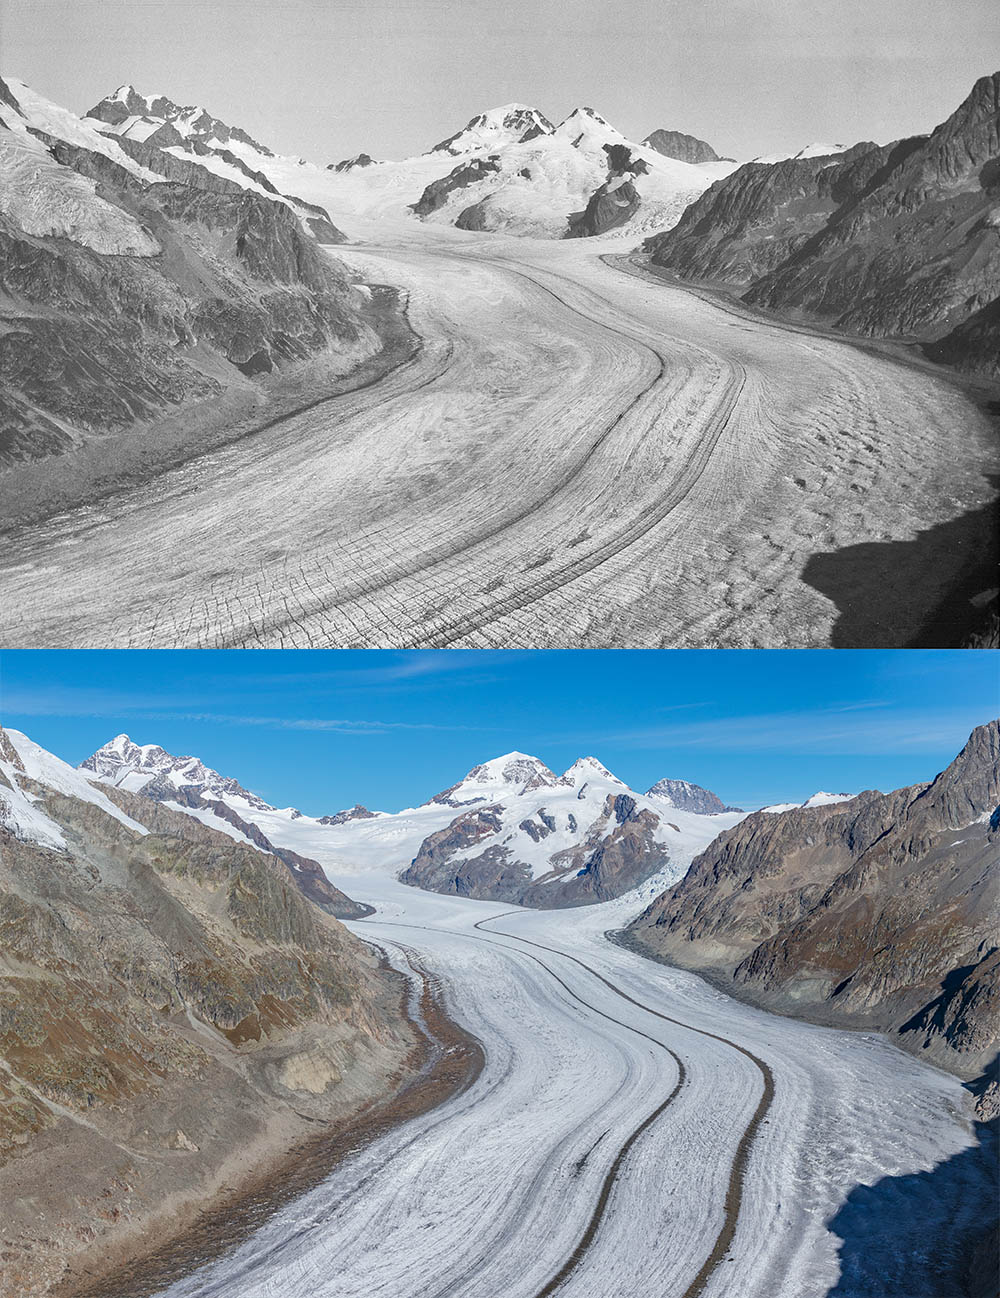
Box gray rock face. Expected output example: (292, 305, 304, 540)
(80, 736, 368, 919)
(330, 153, 378, 172)
(645, 778, 742, 814)
(318, 804, 379, 826)
(627, 721, 1000, 1078)
(410, 155, 501, 216)
(0, 112, 366, 465)
(643, 128, 724, 164)
(645, 73, 1000, 374)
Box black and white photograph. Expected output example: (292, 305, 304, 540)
(0, 1, 997, 1297)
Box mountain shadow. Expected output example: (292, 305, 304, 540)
(801, 476, 1000, 647)
(824, 1056, 999, 1298)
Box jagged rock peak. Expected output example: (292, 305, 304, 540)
(318, 803, 380, 825)
(329, 152, 379, 172)
(81, 735, 279, 812)
(646, 777, 741, 814)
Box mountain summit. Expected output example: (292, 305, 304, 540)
(430, 104, 555, 154)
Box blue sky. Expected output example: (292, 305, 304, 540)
(1, 650, 995, 814)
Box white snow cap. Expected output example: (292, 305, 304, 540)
(562, 756, 625, 785)
(1, 728, 149, 843)
(462, 752, 559, 788)
(801, 791, 855, 808)
(760, 791, 856, 813)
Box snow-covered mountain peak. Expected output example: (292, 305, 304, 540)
(86, 85, 275, 158)
(0, 728, 149, 848)
(81, 736, 279, 812)
(428, 751, 562, 805)
(562, 756, 625, 786)
(553, 106, 626, 148)
(429, 104, 554, 156)
(760, 791, 857, 813)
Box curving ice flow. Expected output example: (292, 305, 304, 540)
(154, 852, 981, 1298)
(2, 219, 995, 650)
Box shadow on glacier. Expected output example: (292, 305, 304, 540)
(824, 1056, 999, 1298)
(801, 474, 999, 649)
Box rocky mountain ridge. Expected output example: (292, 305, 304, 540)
(645, 777, 742, 814)
(0, 76, 394, 467)
(626, 721, 1000, 1078)
(643, 128, 729, 165)
(0, 726, 418, 1296)
(80, 733, 367, 917)
(644, 72, 1000, 376)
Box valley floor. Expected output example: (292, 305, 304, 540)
(139, 870, 988, 1298)
(1, 225, 996, 648)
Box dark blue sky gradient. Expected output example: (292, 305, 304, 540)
(1, 650, 995, 814)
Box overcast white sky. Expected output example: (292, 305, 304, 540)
(4, 0, 996, 162)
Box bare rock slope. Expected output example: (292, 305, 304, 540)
(0, 77, 387, 467)
(627, 721, 1000, 1078)
(0, 728, 417, 1297)
(644, 73, 1000, 376)
(80, 734, 368, 918)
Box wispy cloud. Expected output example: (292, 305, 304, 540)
(546, 702, 994, 757)
(0, 687, 482, 735)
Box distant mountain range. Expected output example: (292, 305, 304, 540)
(644, 72, 1000, 376)
(626, 720, 1000, 1079)
(86, 91, 738, 241)
(1, 65, 995, 479)
(77, 738, 746, 909)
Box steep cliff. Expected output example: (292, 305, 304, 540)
(627, 722, 1000, 1078)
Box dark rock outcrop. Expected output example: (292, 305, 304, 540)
(329, 153, 378, 172)
(567, 144, 650, 238)
(0, 123, 367, 465)
(643, 128, 725, 165)
(318, 804, 379, 826)
(410, 155, 501, 216)
(627, 721, 1000, 1077)
(645, 73, 1000, 373)
(645, 778, 742, 814)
